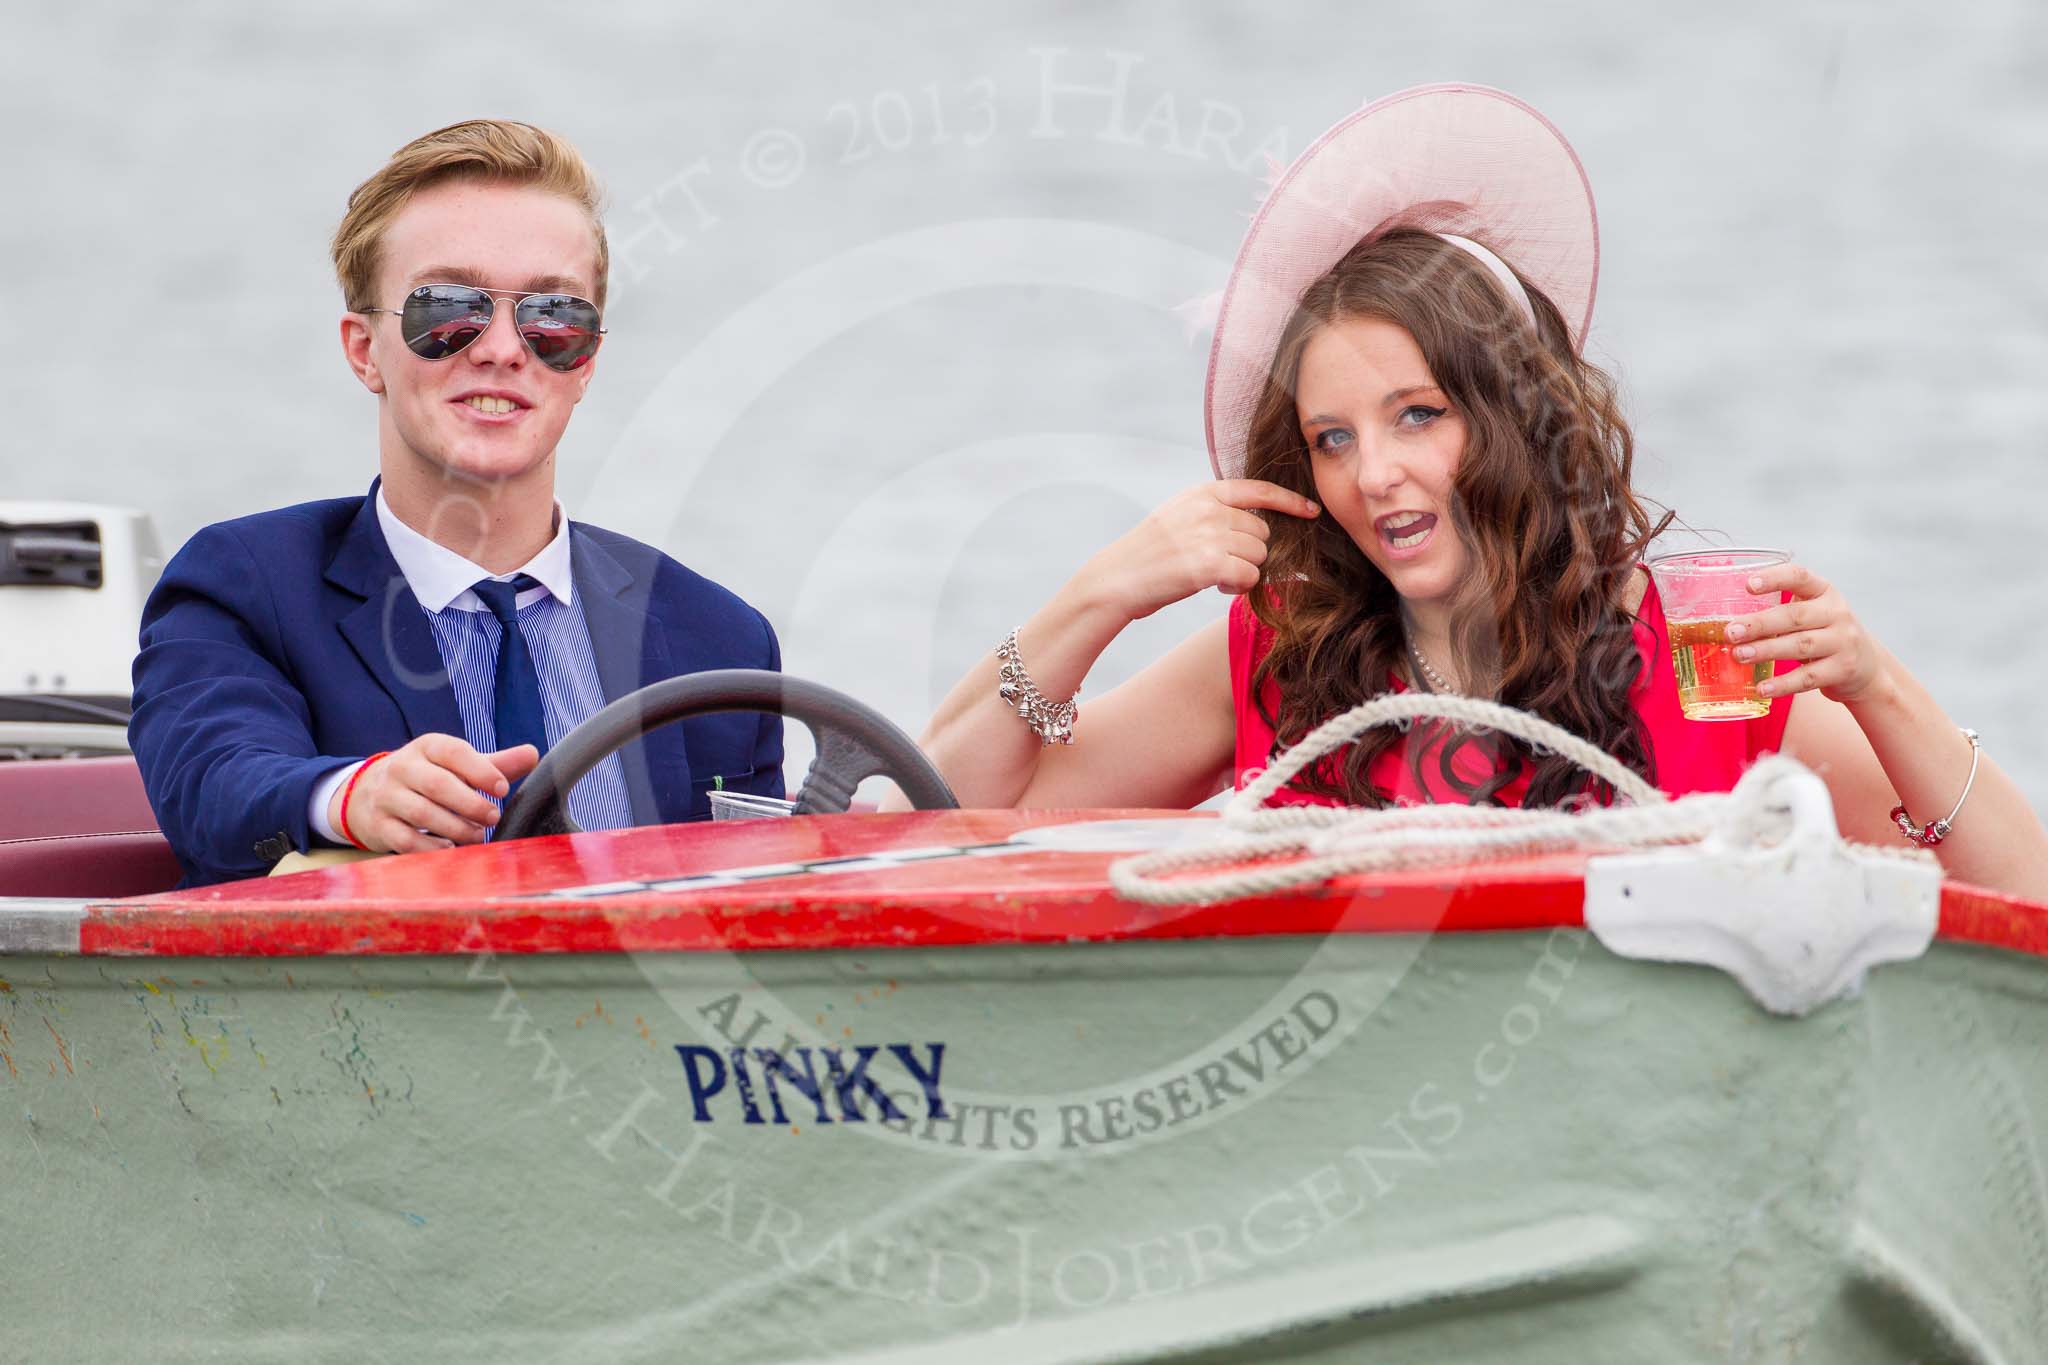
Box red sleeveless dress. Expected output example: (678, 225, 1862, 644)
(1227, 578, 1793, 807)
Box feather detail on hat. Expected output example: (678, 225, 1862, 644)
(1173, 289, 1225, 344)
(1245, 153, 1291, 218)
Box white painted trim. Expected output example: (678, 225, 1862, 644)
(0, 898, 86, 954)
(0, 721, 130, 753)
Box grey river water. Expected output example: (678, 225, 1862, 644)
(3, 2, 2044, 811)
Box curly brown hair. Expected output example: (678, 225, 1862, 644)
(1243, 228, 1672, 807)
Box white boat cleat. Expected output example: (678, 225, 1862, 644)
(1584, 755, 1942, 1016)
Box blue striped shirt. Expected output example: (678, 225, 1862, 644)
(308, 493, 636, 843)
(423, 590, 635, 833)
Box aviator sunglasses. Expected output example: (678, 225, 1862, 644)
(359, 283, 605, 372)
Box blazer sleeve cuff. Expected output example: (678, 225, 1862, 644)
(307, 760, 364, 847)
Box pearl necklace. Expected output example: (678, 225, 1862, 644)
(1407, 638, 1456, 694)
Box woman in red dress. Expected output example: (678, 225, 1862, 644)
(915, 85, 2048, 899)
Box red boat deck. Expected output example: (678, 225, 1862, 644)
(38, 810, 2048, 961)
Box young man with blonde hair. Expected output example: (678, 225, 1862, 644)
(132, 120, 782, 887)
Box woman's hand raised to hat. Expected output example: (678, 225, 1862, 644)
(1724, 562, 1895, 707)
(1083, 480, 1320, 623)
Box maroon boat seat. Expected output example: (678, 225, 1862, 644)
(0, 831, 182, 898)
(0, 756, 180, 898)
(0, 755, 158, 840)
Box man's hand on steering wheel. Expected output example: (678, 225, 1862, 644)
(331, 734, 538, 853)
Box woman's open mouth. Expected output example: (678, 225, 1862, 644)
(1376, 511, 1437, 557)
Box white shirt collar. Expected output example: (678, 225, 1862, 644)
(374, 486, 575, 614)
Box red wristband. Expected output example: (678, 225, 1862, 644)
(337, 751, 391, 851)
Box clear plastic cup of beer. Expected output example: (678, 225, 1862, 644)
(708, 789, 797, 820)
(1644, 548, 1791, 721)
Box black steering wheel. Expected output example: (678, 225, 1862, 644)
(495, 669, 958, 842)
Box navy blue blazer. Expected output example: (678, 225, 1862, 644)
(131, 487, 784, 887)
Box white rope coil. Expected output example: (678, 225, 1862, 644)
(1109, 693, 1924, 906)
(1231, 693, 1663, 819)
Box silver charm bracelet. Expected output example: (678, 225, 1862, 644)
(1891, 727, 1981, 848)
(996, 627, 1078, 745)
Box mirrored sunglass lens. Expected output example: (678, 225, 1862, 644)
(515, 295, 602, 371)
(400, 285, 493, 360)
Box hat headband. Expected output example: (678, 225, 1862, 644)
(1433, 233, 1535, 327)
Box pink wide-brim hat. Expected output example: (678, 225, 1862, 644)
(1204, 83, 1599, 480)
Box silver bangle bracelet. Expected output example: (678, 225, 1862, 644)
(995, 627, 1078, 746)
(1891, 727, 1981, 849)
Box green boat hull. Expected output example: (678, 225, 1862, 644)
(3, 928, 2043, 1363)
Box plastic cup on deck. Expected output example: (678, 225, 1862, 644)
(1645, 548, 1791, 722)
(708, 789, 797, 820)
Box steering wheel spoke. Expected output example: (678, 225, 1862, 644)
(793, 727, 890, 815)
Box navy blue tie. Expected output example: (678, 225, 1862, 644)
(472, 574, 548, 762)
